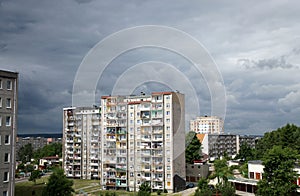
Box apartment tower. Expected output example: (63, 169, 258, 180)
(190, 116, 224, 134)
(0, 70, 18, 196)
(101, 92, 185, 192)
(63, 107, 101, 179)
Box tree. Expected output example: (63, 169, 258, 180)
(217, 181, 235, 196)
(34, 143, 62, 159)
(137, 182, 151, 196)
(25, 164, 34, 173)
(185, 132, 202, 164)
(42, 168, 74, 196)
(254, 124, 300, 159)
(18, 143, 34, 163)
(235, 142, 253, 162)
(29, 170, 41, 184)
(194, 178, 213, 196)
(256, 146, 299, 196)
(213, 158, 232, 183)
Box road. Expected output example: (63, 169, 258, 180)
(169, 187, 197, 196)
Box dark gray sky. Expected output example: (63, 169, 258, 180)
(0, 0, 299, 134)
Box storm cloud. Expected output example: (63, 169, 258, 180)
(0, 0, 299, 134)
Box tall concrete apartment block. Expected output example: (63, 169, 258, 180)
(190, 116, 224, 134)
(63, 92, 186, 192)
(101, 92, 185, 192)
(63, 107, 101, 179)
(0, 70, 18, 196)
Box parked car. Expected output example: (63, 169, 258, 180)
(186, 183, 195, 189)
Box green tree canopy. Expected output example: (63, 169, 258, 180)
(185, 132, 202, 164)
(18, 143, 34, 162)
(194, 178, 213, 196)
(42, 168, 74, 196)
(255, 124, 300, 159)
(213, 158, 232, 183)
(138, 182, 151, 196)
(29, 170, 41, 184)
(34, 142, 62, 159)
(256, 145, 299, 196)
(235, 142, 254, 162)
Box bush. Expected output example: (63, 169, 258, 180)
(157, 189, 162, 195)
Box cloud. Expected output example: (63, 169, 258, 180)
(278, 91, 300, 113)
(238, 56, 298, 70)
(0, 0, 300, 134)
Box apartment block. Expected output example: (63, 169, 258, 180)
(190, 116, 224, 134)
(0, 70, 18, 196)
(63, 107, 101, 179)
(198, 134, 260, 161)
(100, 92, 185, 192)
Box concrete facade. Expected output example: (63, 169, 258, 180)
(0, 70, 18, 196)
(101, 92, 185, 193)
(62, 92, 186, 193)
(63, 107, 101, 180)
(190, 116, 224, 134)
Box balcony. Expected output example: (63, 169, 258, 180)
(91, 162, 99, 166)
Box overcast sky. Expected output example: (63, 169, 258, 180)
(0, 0, 299, 135)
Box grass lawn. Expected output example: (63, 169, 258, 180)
(15, 176, 49, 196)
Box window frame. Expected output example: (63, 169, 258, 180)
(6, 98, 11, 108)
(5, 116, 11, 127)
(4, 153, 10, 163)
(6, 80, 12, 90)
(3, 171, 9, 182)
(4, 135, 10, 145)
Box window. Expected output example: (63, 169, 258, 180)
(6, 98, 11, 108)
(3, 172, 9, 182)
(249, 172, 254, 179)
(166, 111, 170, 115)
(6, 116, 11, 126)
(6, 81, 12, 90)
(0, 116, 2, 126)
(4, 153, 9, 163)
(0, 79, 2, 89)
(0, 97, 2, 107)
(4, 135, 9, 145)
(3, 191, 8, 196)
(167, 174, 171, 178)
(167, 166, 170, 170)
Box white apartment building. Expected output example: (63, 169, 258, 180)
(100, 92, 186, 193)
(63, 107, 101, 179)
(190, 116, 224, 134)
(0, 70, 18, 196)
(62, 92, 186, 193)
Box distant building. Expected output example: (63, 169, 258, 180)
(16, 136, 62, 160)
(190, 116, 224, 134)
(0, 70, 18, 196)
(198, 134, 261, 161)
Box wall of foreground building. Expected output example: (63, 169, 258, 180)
(0, 70, 18, 196)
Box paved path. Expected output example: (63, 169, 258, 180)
(169, 187, 197, 196)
